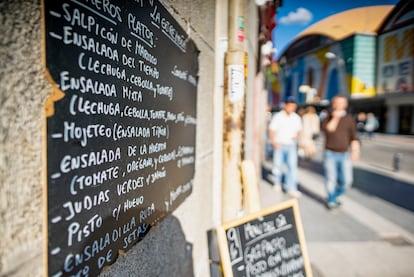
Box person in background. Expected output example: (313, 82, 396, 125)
(319, 109, 328, 122)
(268, 97, 302, 198)
(265, 105, 275, 161)
(321, 95, 360, 209)
(364, 113, 379, 139)
(356, 112, 367, 138)
(300, 106, 320, 159)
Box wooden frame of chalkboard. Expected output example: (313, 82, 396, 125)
(217, 199, 312, 277)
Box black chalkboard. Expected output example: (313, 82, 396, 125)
(42, 0, 198, 276)
(217, 199, 312, 277)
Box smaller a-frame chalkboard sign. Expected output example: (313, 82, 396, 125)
(217, 199, 312, 277)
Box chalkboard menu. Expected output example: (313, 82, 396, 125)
(42, 0, 198, 276)
(217, 200, 312, 277)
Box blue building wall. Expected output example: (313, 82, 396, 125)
(278, 34, 377, 105)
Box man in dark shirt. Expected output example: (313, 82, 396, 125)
(321, 95, 360, 209)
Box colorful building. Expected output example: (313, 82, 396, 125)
(376, 0, 414, 134)
(276, 1, 414, 134)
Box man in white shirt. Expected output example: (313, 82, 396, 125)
(268, 97, 302, 197)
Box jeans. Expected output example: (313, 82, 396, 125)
(323, 150, 353, 203)
(272, 143, 298, 192)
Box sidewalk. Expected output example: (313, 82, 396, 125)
(259, 172, 414, 277)
(370, 133, 414, 144)
(260, 133, 414, 277)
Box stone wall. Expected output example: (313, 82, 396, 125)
(1, 0, 48, 275)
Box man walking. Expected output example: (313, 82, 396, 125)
(268, 97, 302, 198)
(321, 95, 360, 208)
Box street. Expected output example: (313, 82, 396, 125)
(260, 134, 414, 276)
(357, 134, 414, 184)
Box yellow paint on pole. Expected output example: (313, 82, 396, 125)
(241, 160, 261, 214)
(222, 0, 246, 222)
(222, 52, 245, 222)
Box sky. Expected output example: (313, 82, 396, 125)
(273, 0, 399, 59)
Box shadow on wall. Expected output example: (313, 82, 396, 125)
(99, 215, 194, 277)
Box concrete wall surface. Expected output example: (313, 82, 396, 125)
(1, 1, 49, 276)
(0, 0, 217, 276)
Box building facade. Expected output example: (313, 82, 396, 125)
(376, 0, 414, 134)
(275, 1, 414, 134)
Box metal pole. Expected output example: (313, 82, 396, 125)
(222, 0, 246, 222)
(393, 152, 403, 171)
